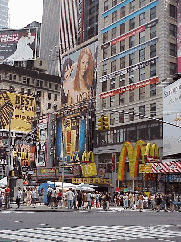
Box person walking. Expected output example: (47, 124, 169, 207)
(26, 188, 32, 206)
(77, 190, 82, 210)
(47, 185, 53, 207)
(73, 189, 78, 210)
(66, 188, 74, 210)
(51, 188, 57, 208)
(57, 189, 63, 207)
(86, 191, 91, 211)
(16, 187, 22, 208)
(39, 188, 44, 205)
(31, 187, 38, 208)
(4, 185, 10, 209)
(123, 193, 128, 209)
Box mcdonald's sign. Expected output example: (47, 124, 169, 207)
(117, 140, 159, 181)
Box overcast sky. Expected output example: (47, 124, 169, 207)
(9, 0, 43, 29)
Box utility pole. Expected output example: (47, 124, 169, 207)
(7, 112, 12, 185)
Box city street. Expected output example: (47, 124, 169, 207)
(0, 207, 181, 241)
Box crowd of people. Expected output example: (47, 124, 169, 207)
(1, 185, 181, 212)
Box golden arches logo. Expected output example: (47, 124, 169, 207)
(81, 151, 97, 177)
(82, 151, 94, 162)
(117, 140, 159, 181)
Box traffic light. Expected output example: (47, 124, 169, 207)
(98, 116, 104, 131)
(103, 115, 109, 130)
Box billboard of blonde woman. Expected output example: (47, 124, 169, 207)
(61, 41, 97, 106)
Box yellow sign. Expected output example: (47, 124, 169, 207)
(72, 177, 110, 184)
(59, 176, 62, 182)
(1, 92, 35, 132)
(81, 162, 97, 177)
(139, 164, 153, 173)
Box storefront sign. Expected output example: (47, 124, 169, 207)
(139, 161, 181, 173)
(100, 77, 159, 99)
(81, 162, 97, 177)
(100, 56, 158, 82)
(139, 164, 153, 173)
(72, 177, 110, 184)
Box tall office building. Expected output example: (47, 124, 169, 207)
(40, 0, 99, 75)
(94, 0, 178, 191)
(0, 0, 9, 29)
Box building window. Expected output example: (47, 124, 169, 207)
(54, 105, 57, 111)
(36, 79, 39, 86)
(140, 0, 145, 8)
(55, 84, 58, 90)
(170, 43, 177, 57)
(170, 62, 177, 75)
(120, 23, 125, 35)
(110, 96, 115, 107)
(139, 49, 145, 62)
(44, 81, 47, 87)
(112, 11, 117, 23)
(150, 103, 156, 117)
(150, 25, 156, 39)
(110, 113, 115, 125)
(139, 105, 145, 119)
(119, 93, 125, 105)
(119, 75, 125, 87)
(48, 103, 51, 109)
(104, 0, 108, 12)
(102, 62, 107, 75)
(150, 63, 156, 77)
(150, 83, 156, 97)
(129, 18, 135, 30)
(129, 90, 134, 102)
(27, 77, 30, 85)
(40, 60, 42, 66)
(129, 53, 135, 66)
(9, 74, 12, 80)
(139, 68, 145, 81)
(21, 88, 24, 94)
(150, 6, 156, 20)
(130, 0, 135, 13)
(170, 24, 177, 38)
(111, 60, 116, 72)
(139, 31, 145, 44)
(23, 77, 26, 84)
(102, 99, 106, 109)
(112, 0, 117, 7)
(104, 16, 108, 27)
(139, 12, 145, 25)
(102, 81, 107, 92)
(120, 6, 125, 19)
(48, 93, 51, 100)
(129, 71, 134, 84)
(170, 4, 177, 19)
(54, 94, 57, 101)
(27, 89, 31, 95)
(103, 32, 108, 43)
(139, 86, 145, 100)
(129, 108, 134, 122)
(103, 47, 109, 59)
(111, 45, 116, 55)
(119, 112, 124, 123)
(150, 44, 156, 58)
(120, 57, 125, 69)
(120, 40, 125, 52)
(110, 78, 116, 90)
(129, 35, 135, 48)
(112, 27, 117, 39)
(13, 75, 16, 80)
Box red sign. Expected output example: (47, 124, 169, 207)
(111, 26, 145, 46)
(100, 77, 159, 99)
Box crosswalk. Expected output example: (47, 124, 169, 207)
(0, 224, 181, 242)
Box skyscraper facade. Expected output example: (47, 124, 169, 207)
(0, 0, 9, 29)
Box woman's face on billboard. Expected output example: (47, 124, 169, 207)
(80, 54, 89, 77)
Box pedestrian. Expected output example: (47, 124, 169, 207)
(73, 189, 78, 210)
(77, 190, 82, 210)
(96, 191, 99, 208)
(105, 192, 110, 210)
(51, 187, 57, 208)
(129, 193, 134, 209)
(4, 185, 10, 209)
(31, 187, 38, 208)
(99, 192, 102, 207)
(57, 189, 63, 207)
(66, 188, 74, 210)
(123, 193, 128, 209)
(138, 193, 143, 212)
(26, 187, 32, 206)
(47, 185, 52, 207)
(86, 191, 91, 211)
(39, 188, 44, 205)
(16, 187, 22, 208)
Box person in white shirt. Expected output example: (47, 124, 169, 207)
(16, 187, 22, 208)
(66, 188, 74, 210)
(86, 192, 91, 211)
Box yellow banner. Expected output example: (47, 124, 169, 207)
(3, 92, 35, 132)
(83, 178, 90, 183)
(139, 164, 153, 173)
(81, 163, 97, 177)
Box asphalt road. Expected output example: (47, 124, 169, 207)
(0, 209, 181, 241)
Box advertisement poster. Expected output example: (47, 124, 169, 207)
(178, 1, 181, 73)
(0, 28, 37, 63)
(0, 91, 35, 132)
(0, 136, 8, 164)
(55, 114, 86, 164)
(36, 119, 47, 167)
(61, 41, 98, 106)
(14, 141, 30, 166)
(163, 79, 181, 156)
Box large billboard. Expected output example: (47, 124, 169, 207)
(178, 1, 181, 73)
(163, 79, 181, 156)
(36, 118, 47, 167)
(0, 28, 37, 63)
(61, 41, 98, 106)
(0, 91, 35, 132)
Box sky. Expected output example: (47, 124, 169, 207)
(8, 0, 43, 29)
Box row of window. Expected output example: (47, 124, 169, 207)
(102, 83, 157, 109)
(9, 74, 59, 91)
(96, 120, 162, 147)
